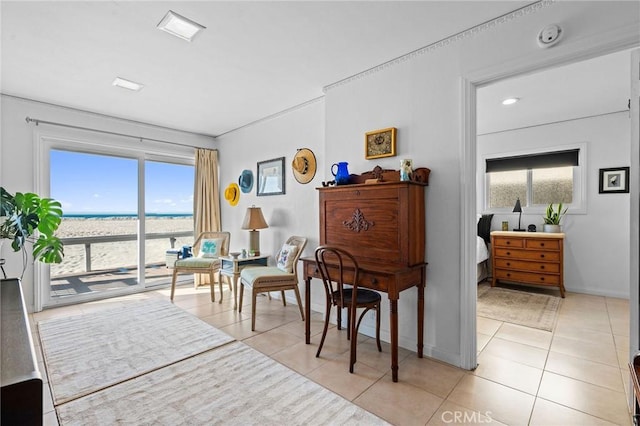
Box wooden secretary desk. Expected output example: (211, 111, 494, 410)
(300, 167, 429, 382)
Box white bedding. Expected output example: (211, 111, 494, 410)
(477, 236, 489, 264)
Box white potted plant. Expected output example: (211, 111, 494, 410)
(543, 203, 567, 233)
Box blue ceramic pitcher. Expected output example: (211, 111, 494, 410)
(331, 162, 350, 185)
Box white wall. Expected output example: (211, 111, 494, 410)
(0, 95, 216, 310)
(322, 2, 639, 366)
(477, 113, 630, 298)
(215, 99, 325, 307)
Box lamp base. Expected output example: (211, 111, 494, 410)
(248, 230, 261, 256)
(513, 228, 526, 232)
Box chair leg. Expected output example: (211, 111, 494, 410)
(170, 268, 178, 301)
(346, 307, 351, 340)
(281, 290, 287, 306)
(251, 288, 257, 331)
(218, 272, 224, 304)
(293, 286, 304, 321)
(316, 299, 332, 358)
(349, 306, 357, 373)
(375, 302, 382, 352)
(337, 306, 342, 331)
(211, 271, 221, 303)
(238, 283, 245, 312)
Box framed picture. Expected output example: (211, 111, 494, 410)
(365, 127, 396, 160)
(599, 167, 629, 194)
(257, 157, 285, 196)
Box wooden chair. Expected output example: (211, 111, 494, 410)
(170, 231, 231, 303)
(239, 236, 307, 331)
(314, 245, 381, 373)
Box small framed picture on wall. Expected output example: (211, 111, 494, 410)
(599, 167, 629, 194)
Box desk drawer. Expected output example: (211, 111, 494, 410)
(494, 258, 560, 273)
(494, 248, 560, 262)
(495, 269, 560, 286)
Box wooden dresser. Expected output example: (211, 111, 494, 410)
(490, 231, 565, 297)
(300, 170, 429, 382)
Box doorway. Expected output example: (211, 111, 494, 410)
(461, 46, 638, 371)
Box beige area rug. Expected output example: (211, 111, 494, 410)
(57, 341, 387, 425)
(477, 284, 560, 331)
(38, 299, 235, 405)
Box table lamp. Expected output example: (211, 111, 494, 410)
(512, 198, 525, 231)
(241, 205, 269, 256)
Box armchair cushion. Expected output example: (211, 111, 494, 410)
(198, 238, 225, 258)
(174, 258, 221, 268)
(241, 266, 293, 287)
(276, 244, 298, 273)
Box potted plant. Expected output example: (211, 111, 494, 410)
(543, 202, 567, 233)
(1, 187, 64, 279)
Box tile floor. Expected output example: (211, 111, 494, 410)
(31, 283, 633, 425)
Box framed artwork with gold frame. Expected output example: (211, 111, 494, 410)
(365, 127, 396, 159)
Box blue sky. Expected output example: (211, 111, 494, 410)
(50, 150, 194, 214)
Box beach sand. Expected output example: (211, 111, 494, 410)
(51, 218, 194, 276)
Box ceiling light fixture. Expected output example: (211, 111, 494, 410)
(157, 10, 205, 42)
(112, 77, 144, 92)
(502, 97, 520, 106)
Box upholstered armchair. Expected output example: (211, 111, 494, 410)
(170, 231, 231, 303)
(238, 236, 307, 331)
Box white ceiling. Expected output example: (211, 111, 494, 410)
(477, 48, 633, 135)
(1, 1, 533, 137)
(2, 2, 631, 138)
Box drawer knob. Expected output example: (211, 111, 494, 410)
(540, 265, 545, 270)
(506, 251, 511, 256)
(541, 243, 545, 247)
(506, 262, 511, 266)
(506, 241, 511, 245)
(540, 254, 545, 258)
(371, 278, 378, 284)
(540, 277, 545, 281)
(506, 273, 511, 277)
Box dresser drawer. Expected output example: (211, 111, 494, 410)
(494, 248, 560, 262)
(494, 269, 560, 286)
(494, 258, 560, 273)
(525, 239, 560, 250)
(492, 237, 524, 248)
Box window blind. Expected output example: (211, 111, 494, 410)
(485, 149, 579, 173)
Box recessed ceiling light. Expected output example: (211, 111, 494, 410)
(157, 10, 205, 42)
(502, 97, 520, 105)
(112, 77, 144, 92)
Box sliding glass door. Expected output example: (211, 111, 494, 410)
(144, 160, 194, 287)
(46, 147, 194, 305)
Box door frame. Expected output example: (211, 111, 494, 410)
(460, 40, 640, 370)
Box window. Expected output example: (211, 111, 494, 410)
(484, 146, 585, 212)
(39, 133, 195, 308)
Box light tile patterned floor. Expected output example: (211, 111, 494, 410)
(32, 284, 633, 425)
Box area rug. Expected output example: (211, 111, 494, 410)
(57, 341, 387, 425)
(477, 284, 560, 331)
(38, 299, 234, 405)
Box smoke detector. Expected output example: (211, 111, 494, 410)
(537, 24, 563, 48)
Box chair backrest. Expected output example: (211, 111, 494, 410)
(193, 231, 230, 257)
(280, 236, 307, 275)
(314, 246, 359, 308)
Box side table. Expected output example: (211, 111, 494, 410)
(219, 255, 268, 309)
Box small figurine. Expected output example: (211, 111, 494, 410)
(400, 159, 413, 181)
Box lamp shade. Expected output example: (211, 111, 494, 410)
(241, 206, 269, 230)
(512, 198, 523, 213)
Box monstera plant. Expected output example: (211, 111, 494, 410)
(1, 187, 64, 278)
